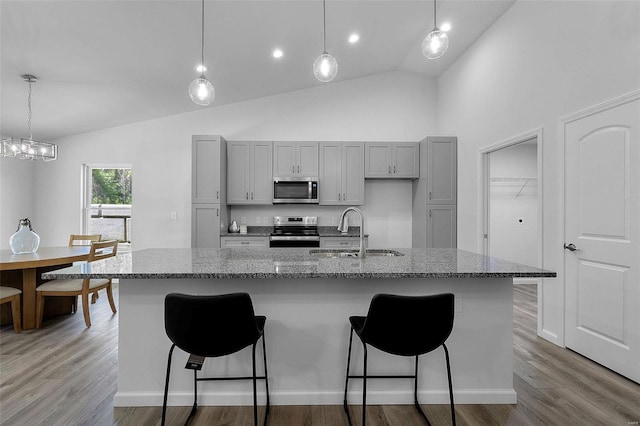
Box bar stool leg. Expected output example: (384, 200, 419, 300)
(262, 332, 270, 423)
(413, 355, 432, 425)
(185, 369, 198, 425)
(343, 328, 354, 425)
(362, 344, 368, 426)
(444, 343, 456, 426)
(161, 344, 176, 426)
(252, 343, 258, 426)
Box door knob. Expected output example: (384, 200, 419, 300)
(564, 243, 579, 252)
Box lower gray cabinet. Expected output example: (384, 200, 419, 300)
(426, 205, 457, 248)
(192, 204, 227, 248)
(320, 236, 368, 250)
(220, 237, 269, 248)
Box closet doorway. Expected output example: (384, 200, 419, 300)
(481, 130, 543, 285)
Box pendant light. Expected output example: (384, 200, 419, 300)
(422, 0, 449, 59)
(188, 0, 215, 105)
(1, 75, 57, 161)
(313, 0, 338, 82)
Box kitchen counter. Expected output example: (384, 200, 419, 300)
(43, 248, 553, 280)
(43, 248, 554, 409)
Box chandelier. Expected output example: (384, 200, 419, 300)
(1, 75, 57, 161)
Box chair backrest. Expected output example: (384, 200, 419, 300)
(165, 293, 261, 357)
(69, 234, 101, 247)
(88, 240, 118, 262)
(360, 293, 455, 357)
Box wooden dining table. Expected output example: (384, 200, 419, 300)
(0, 247, 91, 329)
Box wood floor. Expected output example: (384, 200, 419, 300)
(1, 285, 639, 425)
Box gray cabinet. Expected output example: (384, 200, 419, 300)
(319, 142, 364, 205)
(192, 135, 226, 204)
(273, 142, 318, 177)
(220, 237, 269, 248)
(192, 136, 228, 248)
(365, 142, 419, 178)
(320, 236, 368, 249)
(227, 141, 273, 204)
(427, 205, 457, 248)
(428, 138, 457, 204)
(412, 136, 457, 248)
(191, 204, 227, 248)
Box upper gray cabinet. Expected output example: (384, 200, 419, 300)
(319, 142, 364, 205)
(227, 141, 273, 204)
(427, 137, 457, 204)
(273, 142, 319, 177)
(364, 142, 419, 178)
(192, 135, 226, 204)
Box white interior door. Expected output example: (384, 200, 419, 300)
(564, 94, 640, 383)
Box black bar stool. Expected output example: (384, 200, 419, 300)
(343, 293, 456, 426)
(162, 292, 270, 426)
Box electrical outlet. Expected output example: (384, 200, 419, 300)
(331, 217, 337, 225)
(241, 217, 246, 224)
(263, 217, 268, 225)
(256, 217, 261, 224)
(517, 217, 524, 225)
(455, 296, 462, 313)
(170, 211, 177, 220)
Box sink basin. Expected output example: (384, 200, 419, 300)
(309, 249, 404, 258)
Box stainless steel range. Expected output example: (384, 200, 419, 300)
(269, 216, 320, 248)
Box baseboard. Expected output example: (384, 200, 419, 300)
(113, 388, 517, 407)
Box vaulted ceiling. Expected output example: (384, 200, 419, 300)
(1, 0, 515, 140)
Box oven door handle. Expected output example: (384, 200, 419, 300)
(269, 236, 320, 242)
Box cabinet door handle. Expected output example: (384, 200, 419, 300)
(246, 192, 249, 200)
(394, 165, 396, 173)
(338, 193, 341, 201)
(297, 165, 300, 173)
(217, 208, 219, 217)
(292, 165, 295, 173)
(429, 191, 432, 200)
(388, 166, 391, 174)
(340, 242, 349, 245)
(429, 209, 432, 217)
(343, 193, 346, 201)
(216, 190, 219, 200)
(241, 241, 250, 245)
(251, 192, 254, 200)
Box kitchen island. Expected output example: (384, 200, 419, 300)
(43, 248, 554, 408)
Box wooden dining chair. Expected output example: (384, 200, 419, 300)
(0, 287, 22, 333)
(36, 240, 118, 328)
(68, 234, 101, 247)
(68, 234, 102, 306)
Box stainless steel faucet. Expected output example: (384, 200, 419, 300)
(337, 207, 365, 258)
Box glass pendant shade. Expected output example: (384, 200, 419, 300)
(313, 52, 338, 83)
(188, 76, 215, 106)
(422, 28, 449, 59)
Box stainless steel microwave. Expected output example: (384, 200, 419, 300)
(273, 177, 319, 204)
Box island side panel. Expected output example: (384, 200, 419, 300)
(115, 277, 515, 406)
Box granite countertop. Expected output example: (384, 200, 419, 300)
(221, 226, 367, 238)
(42, 248, 556, 280)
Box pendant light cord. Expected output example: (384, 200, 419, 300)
(27, 80, 33, 141)
(433, 0, 437, 29)
(201, 0, 205, 77)
(322, 0, 327, 53)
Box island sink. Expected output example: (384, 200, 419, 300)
(309, 249, 404, 258)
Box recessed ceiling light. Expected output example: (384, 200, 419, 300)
(441, 22, 451, 32)
(348, 33, 360, 44)
(196, 65, 207, 73)
(273, 49, 283, 59)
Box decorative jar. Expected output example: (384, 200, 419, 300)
(9, 218, 40, 254)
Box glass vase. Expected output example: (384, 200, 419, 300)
(9, 218, 40, 254)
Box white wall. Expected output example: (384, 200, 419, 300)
(437, 0, 640, 344)
(489, 141, 538, 267)
(0, 157, 35, 249)
(28, 71, 436, 249)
